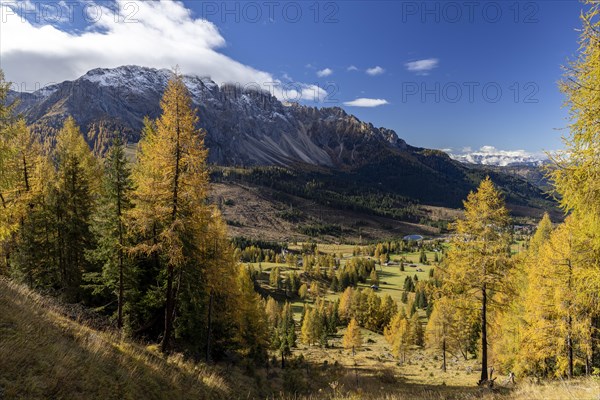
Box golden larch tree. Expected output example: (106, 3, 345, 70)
(343, 317, 362, 352)
(129, 72, 209, 352)
(444, 177, 512, 385)
(552, 0, 600, 371)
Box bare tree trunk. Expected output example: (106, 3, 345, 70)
(205, 291, 213, 363)
(586, 355, 591, 376)
(442, 338, 447, 372)
(479, 283, 488, 385)
(116, 239, 124, 329)
(567, 259, 573, 378)
(161, 264, 175, 353)
(22, 155, 30, 192)
(591, 315, 600, 371)
(118, 247, 124, 329)
(568, 316, 574, 379)
(116, 158, 124, 330)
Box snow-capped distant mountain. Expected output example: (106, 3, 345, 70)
(448, 146, 547, 167)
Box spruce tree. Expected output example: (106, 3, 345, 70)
(53, 117, 100, 300)
(235, 265, 269, 362)
(87, 134, 133, 328)
(401, 290, 408, 304)
(419, 248, 427, 264)
(274, 302, 296, 368)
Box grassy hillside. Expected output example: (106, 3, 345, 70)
(1, 276, 599, 399)
(0, 277, 237, 400)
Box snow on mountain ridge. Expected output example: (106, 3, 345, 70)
(83, 66, 174, 94)
(9, 65, 408, 168)
(449, 146, 547, 167)
(82, 65, 221, 97)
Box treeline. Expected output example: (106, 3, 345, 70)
(0, 73, 269, 361)
(354, 240, 444, 259)
(354, 241, 408, 257)
(231, 236, 287, 255)
(210, 166, 423, 224)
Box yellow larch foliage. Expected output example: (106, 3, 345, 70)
(343, 317, 362, 350)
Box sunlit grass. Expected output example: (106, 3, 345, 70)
(1, 276, 599, 399)
(0, 277, 231, 400)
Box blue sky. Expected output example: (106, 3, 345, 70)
(0, 0, 587, 156)
(198, 1, 583, 155)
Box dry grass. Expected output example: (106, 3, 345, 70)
(320, 379, 600, 400)
(509, 379, 600, 400)
(0, 277, 233, 400)
(2, 276, 599, 400)
(282, 327, 600, 400)
(277, 376, 600, 400)
(211, 182, 438, 243)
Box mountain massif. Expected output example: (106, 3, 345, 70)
(8, 65, 556, 225)
(11, 65, 404, 167)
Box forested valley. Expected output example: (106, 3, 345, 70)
(3, 2, 600, 399)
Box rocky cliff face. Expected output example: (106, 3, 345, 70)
(7, 65, 554, 212)
(10, 65, 406, 167)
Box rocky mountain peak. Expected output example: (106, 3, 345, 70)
(11, 65, 407, 167)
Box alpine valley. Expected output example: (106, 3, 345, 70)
(9, 66, 556, 241)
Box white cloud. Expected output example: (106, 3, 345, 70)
(405, 58, 439, 75)
(279, 84, 329, 103)
(343, 98, 389, 107)
(0, 0, 325, 102)
(316, 68, 333, 77)
(347, 65, 358, 71)
(366, 66, 385, 76)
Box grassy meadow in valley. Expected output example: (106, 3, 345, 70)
(3, 1, 600, 399)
